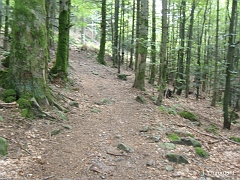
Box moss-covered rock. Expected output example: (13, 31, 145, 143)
(229, 136, 240, 143)
(195, 147, 209, 158)
(172, 137, 202, 147)
(166, 154, 188, 164)
(179, 110, 199, 122)
(135, 95, 146, 104)
(17, 97, 34, 118)
(167, 133, 179, 141)
(118, 74, 127, 81)
(158, 142, 176, 150)
(2, 89, 16, 103)
(205, 124, 219, 135)
(0, 137, 8, 156)
(117, 143, 134, 153)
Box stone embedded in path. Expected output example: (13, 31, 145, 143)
(140, 126, 151, 132)
(152, 135, 160, 142)
(69, 101, 79, 107)
(0, 137, 8, 156)
(171, 137, 202, 147)
(117, 143, 134, 153)
(158, 142, 176, 150)
(146, 159, 154, 166)
(166, 153, 189, 164)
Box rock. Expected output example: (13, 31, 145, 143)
(152, 135, 160, 142)
(51, 129, 61, 136)
(118, 74, 127, 81)
(0, 116, 3, 121)
(146, 159, 154, 166)
(61, 124, 72, 130)
(158, 142, 176, 150)
(140, 126, 150, 132)
(171, 137, 201, 147)
(172, 130, 194, 138)
(0, 137, 8, 156)
(91, 108, 101, 113)
(165, 165, 174, 172)
(179, 110, 199, 122)
(135, 95, 146, 104)
(69, 101, 79, 107)
(115, 134, 122, 139)
(117, 143, 133, 153)
(166, 154, 189, 164)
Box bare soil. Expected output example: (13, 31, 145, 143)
(0, 48, 240, 180)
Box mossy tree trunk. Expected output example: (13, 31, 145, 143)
(156, 0, 168, 106)
(97, 0, 107, 65)
(113, 0, 119, 67)
(129, 0, 135, 70)
(133, 0, 148, 91)
(3, 0, 9, 50)
(50, 0, 70, 80)
(223, 0, 237, 130)
(8, 0, 50, 105)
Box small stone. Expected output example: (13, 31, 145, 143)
(69, 101, 79, 107)
(117, 143, 133, 153)
(146, 159, 154, 166)
(140, 126, 150, 132)
(152, 135, 160, 142)
(115, 134, 122, 139)
(51, 129, 61, 136)
(158, 142, 176, 150)
(166, 154, 189, 164)
(61, 124, 72, 130)
(165, 165, 174, 172)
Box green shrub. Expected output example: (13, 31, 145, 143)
(17, 98, 31, 109)
(195, 147, 209, 158)
(205, 124, 219, 135)
(179, 110, 199, 122)
(2, 89, 16, 103)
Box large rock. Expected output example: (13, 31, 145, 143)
(117, 143, 133, 153)
(166, 153, 188, 164)
(171, 137, 201, 147)
(0, 137, 8, 156)
(158, 142, 176, 150)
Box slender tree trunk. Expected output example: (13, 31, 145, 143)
(149, 0, 156, 85)
(133, 0, 148, 91)
(185, 0, 195, 98)
(175, 1, 186, 95)
(129, 0, 135, 70)
(121, 0, 125, 65)
(211, 0, 219, 107)
(97, 0, 107, 65)
(134, 0, 140, 72)
(50, 0, 71, 80)
(223, 0, 237, 130)
(113, 0, 119, 67)
(81, 17, 85, 45)
(156, 0, 168, 105)
(0, 0, 2, 34)
(3, 0, 9, 51)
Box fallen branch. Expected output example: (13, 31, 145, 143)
(41, 175, 55, 180)
(0, 102, 17, 108)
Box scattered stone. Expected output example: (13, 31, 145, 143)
(117, 143, 133, 153)
(69, 101, 79, 107)
(61, 124, 72, 130)
(156, 123, 166, 131)
(92, 71, 99, 75)
(165, 165, 174, 172)
(171, 137, 201, 147)
(140, 126, 150, 132)
(115, 134, 122, 139)
(166, 154, 189, 164)
(179, 110, 199, 122)
(195, 147, 209, 158)
(152, 135, 160, 142)
(146, 159, 154, 166)
(172, 130, 194, 138)
(91, 108, 101, 113)
(51, 129, 61, 136)
(135, 95, 146, 104)
(158, 142, 176, 150)
(0, 137, 8, 156)
(101, 98, 111, 105)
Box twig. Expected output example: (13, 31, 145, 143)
(0, 102, 17, 108)
(86, 164, 94, 176)
(219, 135, 240, 145)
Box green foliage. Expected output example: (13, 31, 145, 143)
(135, 95, 146, 104)
(195, 147, 209, 158)
(179, 110, 199, 122)
(229, 136, 240, 143)
(2, 89, 16, 103)
(205, 124, 219, 135)
(158, 105, 177, 115)
(0, 70, 8, 87)
(17, 98, 31, 109)
(167, 133, 179, 141)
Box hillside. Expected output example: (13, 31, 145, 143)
(0, 47, 239, 180)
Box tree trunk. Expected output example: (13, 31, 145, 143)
(3, 0, 9, 51)
(8, 0, 50, 105)
(149, 0, 156, 85)
(156, 0, 168, 106)
(185, 0, 195, 98)
(129, 0, 135, 70)
(133, 0, 148, 91)
(175, 1, 186, 95)
(50, 0, 71, 80)
(211, 0, 219, 106)
(97, 0, 107, 65)
(223, 0, 238, 130)
(113, 0, 119, 67)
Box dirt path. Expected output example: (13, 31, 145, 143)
(0, 49, 240, 180)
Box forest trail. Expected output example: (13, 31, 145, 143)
(0, 48, 240, 180)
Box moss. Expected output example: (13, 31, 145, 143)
(2, 89, 16, 103)
(167, 133, 179, 141)
(229, 136, 240, 143)
(17, 98, 31, 109)
(0, 70, 8, 87)
(195, 147, 209, 158)
(179, 110, 199, 122)
(135, 95, 146, 104)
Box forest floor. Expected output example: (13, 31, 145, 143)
(0, 47, 240, 180)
